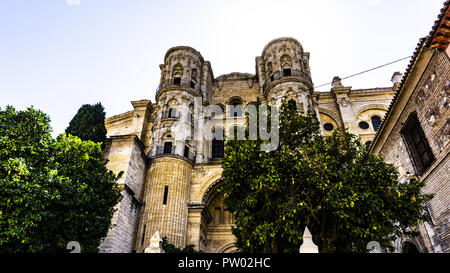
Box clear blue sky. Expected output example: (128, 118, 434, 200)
(0, 0, 445, 136)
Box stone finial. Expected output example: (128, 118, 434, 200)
(331, 76, 343, 88)
(144, 231, 165, 253)
(299, 226, 319, 253)
(391, 72, 402, 85)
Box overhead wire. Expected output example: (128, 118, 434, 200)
(314, 55, 413, 89)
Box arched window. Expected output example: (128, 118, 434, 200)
(163, 142, 172, 154)
(172, 63, 183, 85)
(212, 127, 224, 159)
(402, 242, 419, 253)
(280, 55, 292, 77)
(229, 98, 243, 117)
(371, 116, 382, 132)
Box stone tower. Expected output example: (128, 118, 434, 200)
(134, 46, 214, 251)
(256, 37, 318, 116)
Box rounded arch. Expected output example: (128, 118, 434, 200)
(217, 243, 239, 253)
(227, 96, 243, 105)
(354, 104, 389, 118)
(318, 108, 341, 126)
(201, 178, 224, 208)
(172, 63, 184, 77)
(163, 97, 181, 112)
(401, 239, 422, 253)
(162, 130, 174, 140)
(319, 108, 342, 130)
(356, 108, 388, 132)
(280, 54, 293, 68)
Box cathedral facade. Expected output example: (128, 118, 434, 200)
(98, 37, 397, 253)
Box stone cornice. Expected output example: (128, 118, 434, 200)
(155, 85, 199, 102)
(105, 111, 134, 126)
(108, 134, 147, 161)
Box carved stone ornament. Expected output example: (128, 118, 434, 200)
(280, 55, 292, 68)
(173, 64, 183, 77)
(337, 97, 350, 107)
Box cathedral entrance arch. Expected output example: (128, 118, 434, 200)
(402, 241, 420, 253)
(200, 179, 238, 253)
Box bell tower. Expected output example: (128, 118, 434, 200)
(135, 46, 207, 251)
(256, 37, 318, 116)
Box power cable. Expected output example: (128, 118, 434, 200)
(314, 55, 413, 89)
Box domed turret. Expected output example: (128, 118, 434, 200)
(256, 37, 316, 115)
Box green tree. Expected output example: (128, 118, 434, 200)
(65, 103, 107, 147)
(219, 99, 433, 253)
(161, 237, 202, 253)
(0, 106, 122, 253)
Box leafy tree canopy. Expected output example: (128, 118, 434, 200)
(161, 237, 202, 253)
(0, 106, 122, 253)
(219, 99, 433, 253)
(65, 103, 107, 146)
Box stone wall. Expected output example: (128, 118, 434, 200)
(98, 135, 147, 253)
(373, 49, 450, 252)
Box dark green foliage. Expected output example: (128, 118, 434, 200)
(161, 237, 202, 253)
(219, 99, 433, 253)
(66, 103, 107, 147)
(0, 106, 122, 253)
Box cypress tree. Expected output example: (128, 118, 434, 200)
(66, 103, 107, 147)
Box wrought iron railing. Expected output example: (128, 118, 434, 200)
(156, 79, 199, 94)
(161, 111, 179, 119)
(148, 146, 196, 162)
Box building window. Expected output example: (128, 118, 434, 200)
(323, 123, 334, 132)
(141, 225, 146, 246)
(163, 186, 169, 205)
(168, 108, 176, 118)
(359, 121, 369, 130)
(229, 98, 243, 117)
(212, 127, 224, 159)
(212, 139, 224, 158)
(187, 112, 193, 123)
(163, 142, 172, 154)
(173, 77, 181, 85)
(184, 145, 189, 158)
(283, 68, 291, 77)
(190, 81, 195, 88)
(371, 116, 382, 131)
(365, 141, 372, 149)
(400, 112, 434, 174)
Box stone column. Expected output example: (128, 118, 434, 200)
(331, 77, 356, 133)
(187, 202, 207, 250)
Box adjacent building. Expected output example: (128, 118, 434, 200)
(371, 0, 450, 253)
